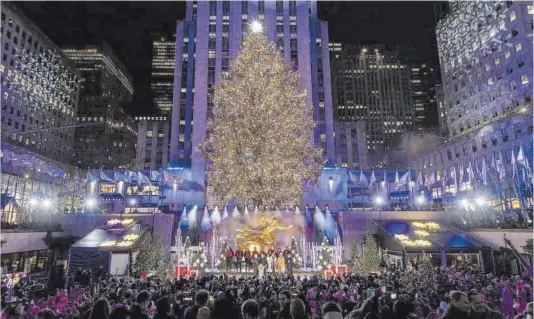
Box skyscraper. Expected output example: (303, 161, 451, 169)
(411, 64, 440, 129)
(330, 44, 414, 155)
(410, 1, 533, 212)
(170, 1, 335, 192)
(151, 35, 176, 114)
(63, 43, 137, 169)
(135, 115, 170, 170)
(1, 2, 81, 163)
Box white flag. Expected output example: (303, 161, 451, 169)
(360, 171, 368, 186)
(369, 170, 377, 187)
(481, 157, 488, 185)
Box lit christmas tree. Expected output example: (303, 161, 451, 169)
(153, 237, 165, 274)
(134, 232, 154, 276)
(349, 240, 360, 269)
(199, 26, 323, 206)
(289, 237, 303, 269)
(355, 234, 380, 274)
(217, 238, 229, 270)
(191, 242, 208, 272)
(317, 236, 332, 271)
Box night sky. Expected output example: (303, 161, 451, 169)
(14, 1, 440, 115)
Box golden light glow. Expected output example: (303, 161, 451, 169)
(99, 240, 117, 247)
(107, 219, 121, 226)
(414, 230, 430, 237)
(394, 234, 432, 247)
(121, 219, 135, 226)
(117, 241, 134, 247)
(199, 32, 323, 206)
(123, 234, 139, 241)
(235, 213, 292, 250)
(412, 222, 440, 230)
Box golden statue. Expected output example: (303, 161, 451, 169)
(235, 213, 293, 250)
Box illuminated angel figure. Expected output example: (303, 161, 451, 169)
(235, 213, 292, 249)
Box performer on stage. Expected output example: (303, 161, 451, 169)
(277, 253, 286, 273)
(235, 246, 243, 272)
(225, 246, 234, 272)
(245, 248, 252, 272)
(266, 254, 273, 273)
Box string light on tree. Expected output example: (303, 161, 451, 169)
(317, 236, 332, 272)
(191, 242, 208, 273)
(355, 233, 380, 274)
(199, 29, 324, 206)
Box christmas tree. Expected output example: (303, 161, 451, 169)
(134, 232, 154, 276)
(317, 236, 332, 271)
(355, 234, 380, 274)
(217, 238, 229, 270)
(349, 240, 360, 269)
(289, 237, 303, 269)
(199, 26, 323, 206)
(191, 242, 208, 272)
(153, 237, 165, 274)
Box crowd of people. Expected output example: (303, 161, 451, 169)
(1, 261, 533, 319)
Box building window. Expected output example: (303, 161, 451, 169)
(529, 5, 534, 14)
(515, 42, 522, 52)
(147, 130, 153, 137)
(487, 78, 493, 85)
(521, 75, 529, 85)
(505, 50, 511, 59)
(494, 57, 500, 65)
(510, 11, 516, 22)
(510, 80, 516, 90)
(485, 63, 490, 72)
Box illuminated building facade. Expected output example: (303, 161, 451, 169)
(0, 2, 80, 163)
(334, 121, 368, 169)
(135, 116, 171, 170)
(170, 1, 335, 197)
(409, 1, 533, 213)
(63, 44, 137, 169)
(330, 43, 414, 155)
(411, 64, 440, 129)
(151, 35, 176, 114)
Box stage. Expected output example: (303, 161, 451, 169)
(175, 265, 352, 279)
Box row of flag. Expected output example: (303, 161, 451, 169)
(348, 145, 532, 192)
(348, 170, 413, 189)
(87, 169, 183, 186)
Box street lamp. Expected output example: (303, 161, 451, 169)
(43, 198, 52, 208)
(128, 198, 137, 206)
(475, 197, 486, 206)
(374, 196, 384, 205)
(416, 196, 426, 206)
(86, 198, 96, 209)
(375, 196, 384, 220)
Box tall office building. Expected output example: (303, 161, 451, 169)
(135, 116, 171, 170)
(170, 1, 335, 192)
(151, 35, 176, 114)
(330, 43, 414, 154)
(1, 2, 80, 163)
(334, 121, 368, 169)
(63, 44, 137, 169)
(437, 1, 532, 139)
(410, 1, 533, 211)
(434, 84, 447, 135)
(411, 64, 440, 129)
